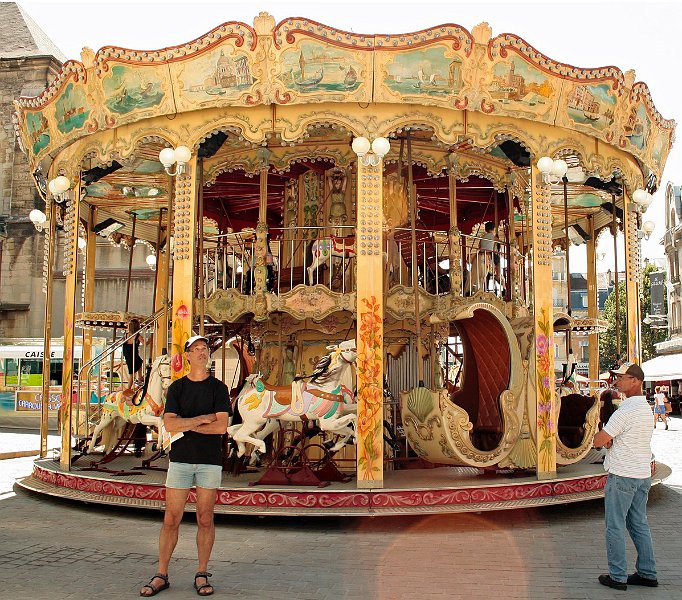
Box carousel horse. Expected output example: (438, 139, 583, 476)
(227, 340, 358, 457)
(307, 237, 355, 284)
(86, 354, 172, 454)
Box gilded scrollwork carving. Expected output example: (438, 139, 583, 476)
(204, 288, 252, 322)
(269, 285, 356, 321)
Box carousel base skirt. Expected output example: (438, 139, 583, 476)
(17, 457, 671, 517)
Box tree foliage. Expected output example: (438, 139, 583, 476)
(599, 263, 667, 371)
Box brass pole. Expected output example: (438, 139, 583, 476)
(563, 177, 572, 365)
(124, 213, 137, 314)
(197, 158, 205, 335)
(612, 194, 621, 362)
(407, 132, 423, 385)
(40, 200, 57, 457)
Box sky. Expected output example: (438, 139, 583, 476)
(18, 0, 682, 271)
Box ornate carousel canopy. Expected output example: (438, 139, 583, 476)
(12, 13, 675, 248)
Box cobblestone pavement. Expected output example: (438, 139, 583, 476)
(0, 420, 680, 600)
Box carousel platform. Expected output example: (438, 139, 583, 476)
(16, 456, 672, 516)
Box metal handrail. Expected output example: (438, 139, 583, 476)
(75, 306, 166, 440)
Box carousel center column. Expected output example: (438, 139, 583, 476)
(170, 154, 199, 380)
(530, 164, 557, 479)
(353, 136, 388, 488)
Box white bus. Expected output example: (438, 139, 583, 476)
(0, 339, 107, 428)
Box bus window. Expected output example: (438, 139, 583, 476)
(19, 359, 43, 386)
(4, 358, 18, 386)
(49, 359, 63, 386)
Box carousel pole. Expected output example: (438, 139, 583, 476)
(155, 180, 174, 357)
(253, 147, 271, 318)
(39, 198, 57, 458)
(60, 173, 82, 470)
(81, 207, 97, 435)
(586, 216, 599, 384)
(505, 181, 516, 303)
(407, 132, 424, 387)
(530, 162, 557, 479)
(353, 134, 388, 488)
(447, 154, 462, 294)
(612, 195, 621, 363)
(170, 153, 199, 381)
(623, 187, 642, 363)
(150, 207, 165, 352)
(562, 175, 573, 379)
(124, 213, 137, 314)
(197, 158, 205, 336)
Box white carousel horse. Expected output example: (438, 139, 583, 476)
(307, 237, 355, 284)
(87, 354, 172, 454)
(227, 340, 358, 457)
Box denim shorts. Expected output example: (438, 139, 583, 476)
(166, 462, 222, 489)
(654, 405, 665, 415)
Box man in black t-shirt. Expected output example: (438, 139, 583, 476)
(140, 335, 229, 598)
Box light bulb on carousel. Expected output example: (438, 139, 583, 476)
(145, 253, 157, 271)
(158, 145, 192, 176)
(352, 136, 390, 167)
(536, 156, 568, 184)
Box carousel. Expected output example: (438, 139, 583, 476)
(13, 14, 674, 515)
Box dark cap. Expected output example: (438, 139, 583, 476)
(184, 335, 209, 352)
(610, 361, 645, 381)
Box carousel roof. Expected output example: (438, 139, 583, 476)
(12, 13, 675, 246)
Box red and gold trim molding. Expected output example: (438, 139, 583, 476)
(22, 460, 667, 516)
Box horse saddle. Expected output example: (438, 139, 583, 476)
(259, 379, 343, 405)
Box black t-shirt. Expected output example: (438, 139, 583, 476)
(164, 375, 230, 466)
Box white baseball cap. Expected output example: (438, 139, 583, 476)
(184, 335, 209, 351)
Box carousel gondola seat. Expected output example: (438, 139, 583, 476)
(448, 310, 509, 451)
(557, 394, 597, 448)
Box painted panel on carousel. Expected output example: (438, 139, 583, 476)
(489, 56, 556, 120)
(650, 130, 670, 173)
(276, 40, 371, 102)
(101, 64, 168, 122)
(25, 110, 51, 157)
(173, 45, 256, 109)
(623, 102, 650, 151)
(55, 83, 91, 135)
(375, 45, 464, 105)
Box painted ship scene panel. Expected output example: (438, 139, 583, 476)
(280, 41, 364, 93)
(383, 46, 462, 97)
(490, 56, 554, 112)
(566, 83, 616, 131)
(625, 103, 651, 151)
(103, 65, 165, 115)
(181, 47, 255, 100)
(25, 110, 50, 155)
(55, 83, 90, 134)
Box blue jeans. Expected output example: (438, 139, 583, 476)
(604, 473, 657, 582)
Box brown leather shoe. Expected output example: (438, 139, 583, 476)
(627, 572, 658, 587)
(599, 574, 627, 591)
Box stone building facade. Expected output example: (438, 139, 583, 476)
(0, 3, 155, 340)
(657, 183, 682, 356)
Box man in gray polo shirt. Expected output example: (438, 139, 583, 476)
(593, 362, 658, 591)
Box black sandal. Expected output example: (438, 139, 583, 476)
(194, 571, 214, 596)
(140, 573, 170, 597)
